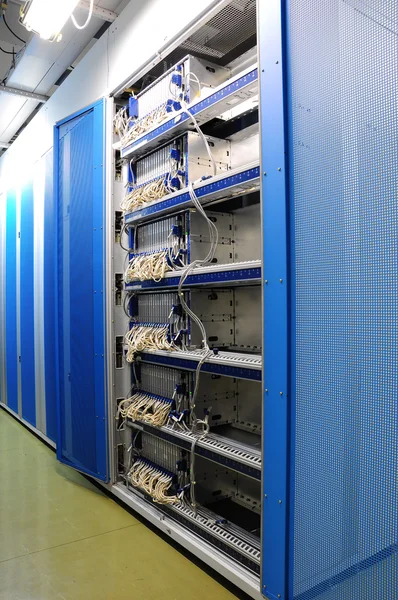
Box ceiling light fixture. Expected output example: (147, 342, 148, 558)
(19, 0, 94, 42)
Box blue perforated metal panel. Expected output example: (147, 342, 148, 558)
(5, 190, 18, 413)
(56, 100, 107, 481)
(20, 181, 36, 426)
(286, 1, 398, 598)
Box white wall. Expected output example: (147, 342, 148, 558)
(0, 0, 221, 187)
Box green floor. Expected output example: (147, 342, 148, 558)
(0, 409, 242, 600)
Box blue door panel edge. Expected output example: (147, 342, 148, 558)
(5, 190, 18, 413)
(20, 181, 36, 426)
(260, 0, 290, 598)
(44, 150, 57, 442)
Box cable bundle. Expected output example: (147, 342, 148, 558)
(114, 107, 130, 139)
(128, 458, 179, 505)
(125, 323, 173, 360)
(119, 391, 173, 427)
(121, 175, 178, 214)
(125, 250, 171, 283)
(121, 103, 169, 149)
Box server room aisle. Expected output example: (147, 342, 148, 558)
(0, 410, 242, 600)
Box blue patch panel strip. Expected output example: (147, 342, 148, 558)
(125, 163, 260, 225)
(138, 349, 262, 382)
(125, 260, 262, 291)
(121, 66, 258, 161)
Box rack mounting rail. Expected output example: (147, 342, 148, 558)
(124, 480, 261, 573)
(128, 420, 261, 480)
(124, 163, 260, 225)
(121, 65, 258, 161)
(137, 349, 262, 381)
(125, 260, 262, 291)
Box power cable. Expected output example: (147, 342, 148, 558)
(1, 14, 26, 44)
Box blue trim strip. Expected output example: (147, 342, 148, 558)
(92, 99, 108, 481)
(20, 181, 36, 427)
(294, 543, 398, 600)
(260, 1, 290, 598)
(121, 69, 258, 159)
(284, 0, 297, 597)
(139, 352, 261, 382)
(54, 120, 61, 452)
(125, 166, 260, 224)
(126, 266, 261, 290)
(44, 149, 57, 442)
(5, 190, 18, 413)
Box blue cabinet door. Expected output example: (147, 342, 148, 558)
(20, 181, 36, 427)
(5, 190, 18, 414)
(54, 100, 108, 481)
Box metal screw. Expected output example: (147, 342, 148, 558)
(276, 60, 279, 64)
(278, 500, 283, 504)
(264, 279, 268, 284)
(278, 595, 281, 599)
(264, 494, 268, 498)
(280, 391, 283, 396)
(277, 167, 281, 171)
(280, 279, 283, 283)
(263, 172, 267, 176)
(263, 584, 267, 589)
(265, 389, 269, 393)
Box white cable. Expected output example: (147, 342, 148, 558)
(71, 0, 94, 30)
(128, 459, 179, 505)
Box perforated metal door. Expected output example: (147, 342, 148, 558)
(287, 1, 398, 598)
(55, 101, 108, 481)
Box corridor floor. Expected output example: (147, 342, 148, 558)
(0, 409, 244, 600)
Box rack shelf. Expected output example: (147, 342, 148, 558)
(128, 420, 261, 480)
(136, 349, 262, 381)
(120, 65, 258, 161)
(124, 163, 260, 225)
(123, 480, 260, 573)
(125, 260, 261, 290)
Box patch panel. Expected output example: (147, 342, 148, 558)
(124, 162, 260, 225)
(120, 64, 258, 161)
(121, 131, 231, 214)
(125, 287, 262, 354)
(117, 56, 230, 151)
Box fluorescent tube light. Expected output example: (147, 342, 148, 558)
(20, 0, 81, 41)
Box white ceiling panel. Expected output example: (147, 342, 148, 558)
(0, 0, 131, 145)
(0, 93, 37, 140)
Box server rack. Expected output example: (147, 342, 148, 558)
(53, 0, 398, 599)
(109, 4, 263, 595)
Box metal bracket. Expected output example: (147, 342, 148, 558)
(78, 0, 117, 22)
(0, 84, 49, 103)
